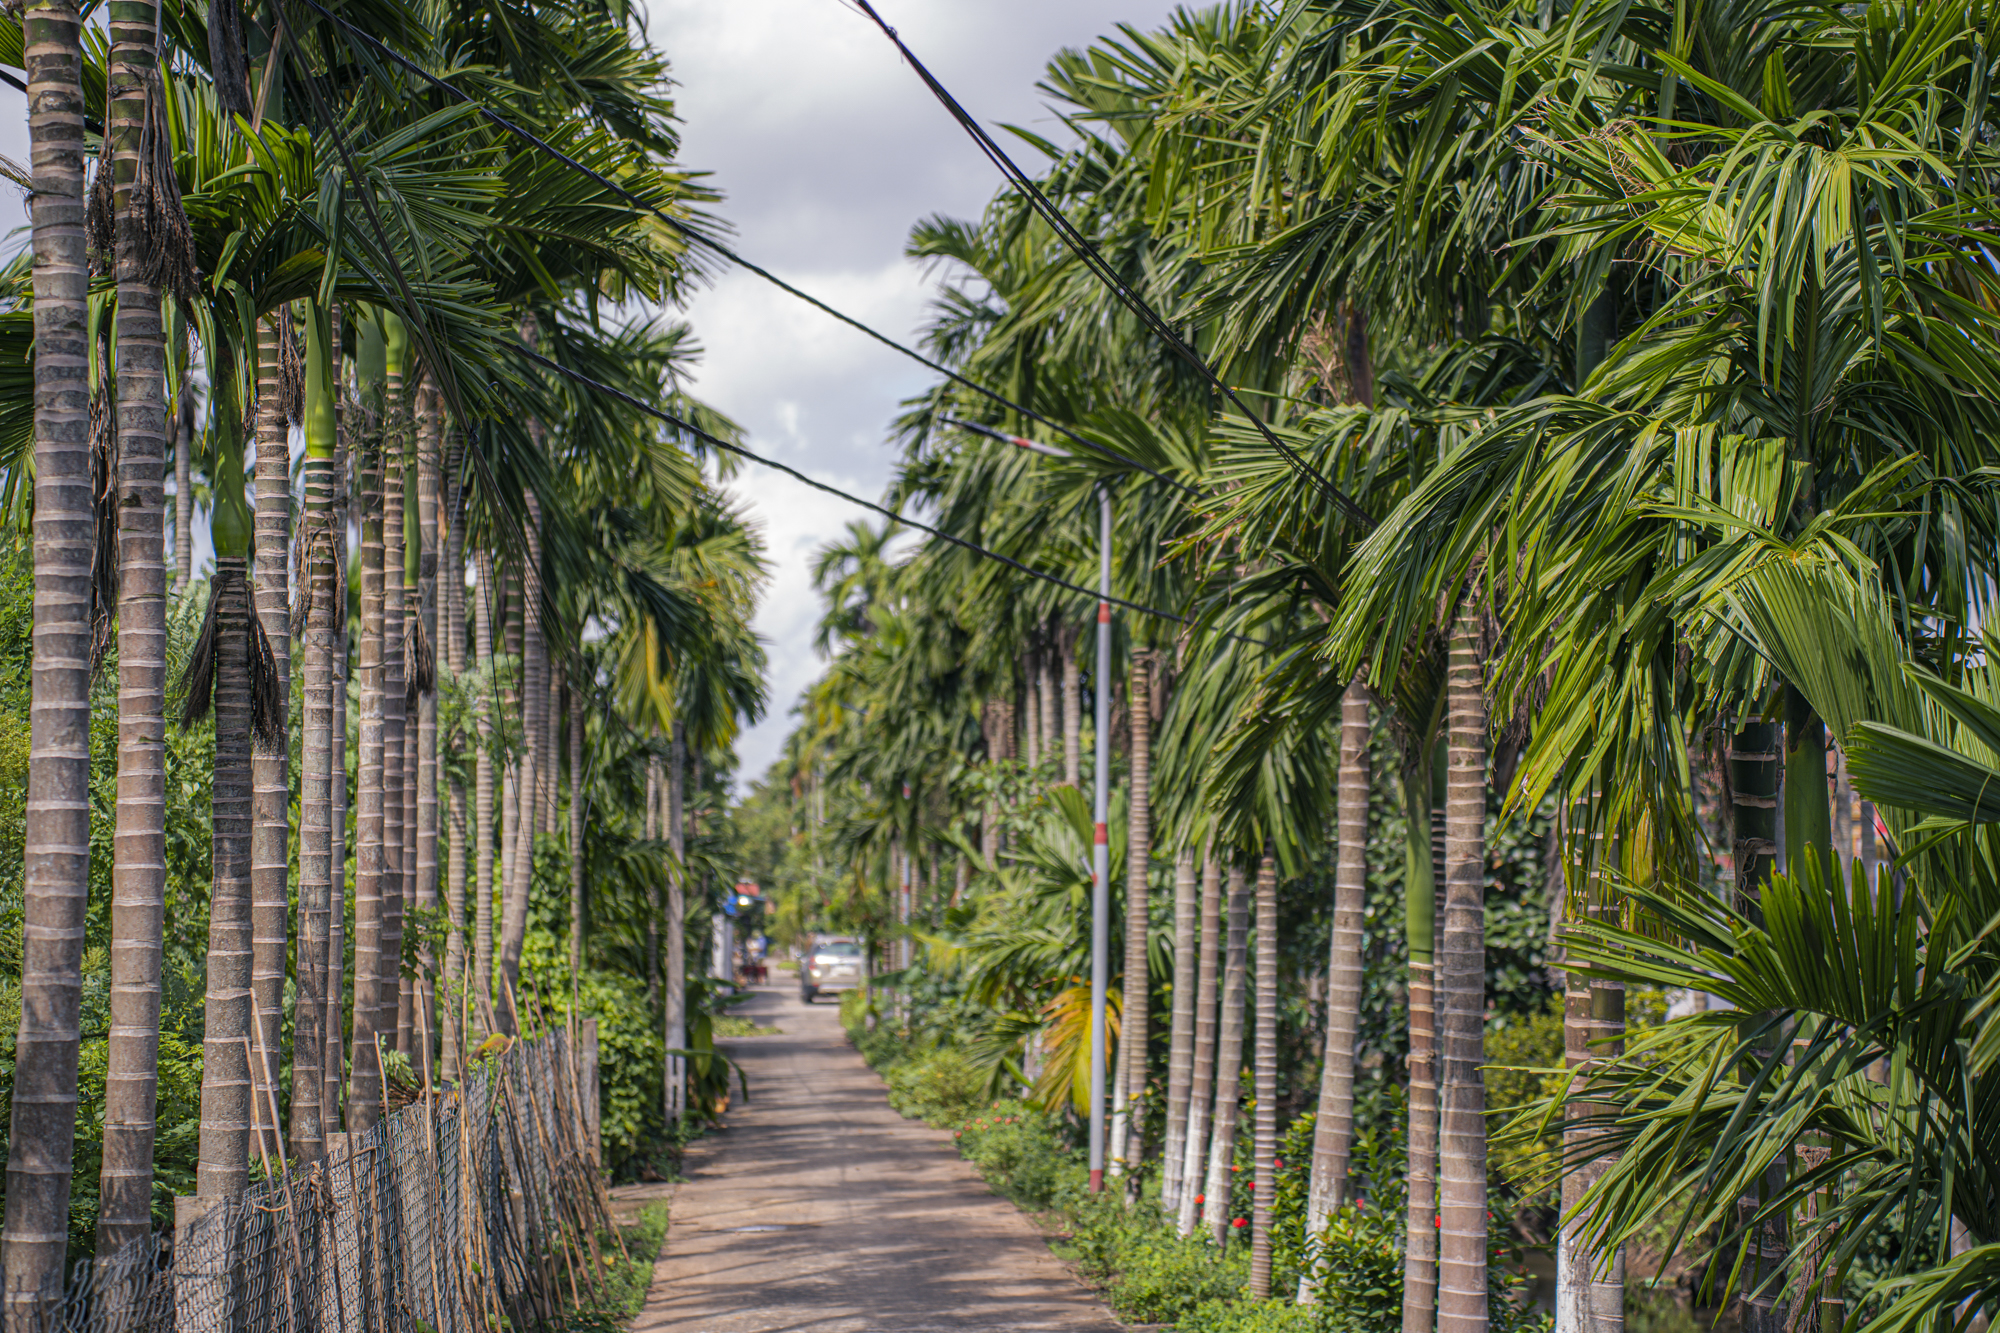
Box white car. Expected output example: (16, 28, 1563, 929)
(800, 937, 864, 1003)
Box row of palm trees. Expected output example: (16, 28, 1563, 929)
(759, 0, 2000, 1328)
(4, 0, 764, 1312)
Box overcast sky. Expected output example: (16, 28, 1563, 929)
(651, 0, 1180, 794)
(0, 1, 1184, 792)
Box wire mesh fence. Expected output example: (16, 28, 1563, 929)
(30, 1024, 607, 1333)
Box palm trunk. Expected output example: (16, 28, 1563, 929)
(1061, 628, 1081, 787)
(6, 6, 89, 1312)
(415, 386, 440, 1070)
(1161, 845, 1198, 1218)
(250, 319, 291, 1171)
(349, 389, 387, 1133)
(174, 398, 192, 586)
(473, 549, 497, 1037)
(1249, 853, 1279, 1298)
(569, 684, 584, 979)
(291, 305, 336, 1166)
(324, 385, 349, 1129)
(1404, 756, 1440, 1333)
(398, 619, 417, 1055)
(645, 757, 661, 1008)
(1113, 652, 1152, 1184)
(199, 558, 255, 1196)
(1303, 674, 1371, 1298)
(97, 0, 167, 1264)
(500, 493, 545, 1031)
(1039, 655, 1057, 766)
(1204, 864, 1249, 1249)
(1733, 710, 1786, 1333)
(1557, 820, 1626, 1333)
(442, 430, 466, 1080)
(1175, 854, 1221, 1237)
(380, 404, 406, 1062)
(1439, 596, 1489, 1333)
(666, 721, 688, 1122)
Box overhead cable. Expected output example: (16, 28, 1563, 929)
(288, 0, 1196, 501)
(504, 342, 1249, 641)
(849, 0, 1375, 531)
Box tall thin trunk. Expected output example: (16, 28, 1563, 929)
(645, 757, 661, 1008)
(1061, 629, 1081, 787)
(1439, 597, 1489, 1333)
(324, 376, 349, 1130)
(442, 430, 466, 1079)
(1303, 674, 1371, 1298)
(380, 396, 406, 1061)
(415, 386, 440, 1069)
(7, 3, 89, 1310)
(1404, 757, 1440, 1333)
(348, 386, 386, 1134)
(397, 617, 416, 1055)
(1557, 817, 1625, 1333)
(1204, 865, 1249, 1249)
(666, 721, 687, 1122)
(473, 550, 497, 1038)
(1250, 853, 1279, 1299)
(1175, 854, 1222, 1238)
(569, 683, 584, 979)
(1024, 659, 1041, 766)
(1729, 716, 1781, 1331)
(250, 319, 290, 1171)
(173, 397, 191, 586)
(1039, 654, 1057, 763)
(199, 559, 255, 1195)
(500, 493, 544, 1031)
(1161, 845, 1198, 1217)
(291, 305, 336, 1166)
(1113, 652, 1152, 1183)
(98, 0, 167, 1264)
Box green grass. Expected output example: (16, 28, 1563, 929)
(564, 1202, 670, 1330)
(712, 1016, 782, 1038)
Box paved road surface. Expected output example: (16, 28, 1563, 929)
(628, 983, 1119, 1333)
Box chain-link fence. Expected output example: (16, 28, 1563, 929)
(34, 1025, 607, 1333)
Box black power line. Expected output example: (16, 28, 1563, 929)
(850, 0, 1376, 532)
(503, 341, 1248, 640)
(285, 0, 1196, 501)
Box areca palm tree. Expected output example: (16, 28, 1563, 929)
(5, 0, 92, 1310)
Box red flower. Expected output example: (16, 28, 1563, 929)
(1232, 1218, 1248, 1229)
(1274, 1159, 1283, 1168)
(1194, 1194, 1204, 1204)
(1246, 1182, 1255, 1190)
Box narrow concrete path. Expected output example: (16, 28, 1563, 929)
(628, 983, 1119, 1333)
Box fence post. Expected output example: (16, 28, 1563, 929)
(580, 1017, 601, 1166)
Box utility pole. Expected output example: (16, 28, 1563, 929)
(951, 420, 1115, 1192)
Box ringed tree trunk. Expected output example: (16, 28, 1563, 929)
(98, 0, 169, 1264)
(1439, 594, 1490, 1333)
(379, 327, 407, 1061)
(348, 314, 388, 1135)
(1728, 714, 1781, 1331)
(472, 548, 497, 1038)
(499, 491, 545, 1032)
(415, 384, 440, 1068)
(1061, 625, 1081, 787)
(250, 317, 291, 1170)
(666, 720, 688, 1122)
(174, 389, 192, 585)
(1175, 853, 1221, 1237)
(396, 475, 418, 1056)
(5, 2, 92, 1310)
(1112, 651, 1152, 1186)
(1160, 845, 1198, 1218)
(442, 429, 466, 1081)
(1556, 808, 1626, 1333)
(645, 756, 661, 1007)
(1249, 853, 1279, 1299)
(197, 408, 257, 1198)
(291, 301, 338, 1165)
(570, 683, 585, 981)
(1303, 673, 1371, 1301)
(1403, 748, 1441, 1333)
(1039, 651, 1057, 768)
(324, 364, 350, 1131)
(1204, 864, 1249, 1249)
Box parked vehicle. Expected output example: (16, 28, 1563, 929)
(800, 937, 864, 1003)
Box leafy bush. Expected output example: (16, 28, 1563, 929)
(1179, 1297, 1317, 1332)
(883, 1047, 989, 1127)
(954, 1105, 1082, 1212)
(1060, 1191, 1247, 1324)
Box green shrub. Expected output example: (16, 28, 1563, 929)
(883, 1047, 988, 1127)
(1177, 1297, 1317, 1333)
(955, 1105, 1082, 1212)
(1105, 1227, 1247, 1322)
(1625, 1286, 1703, 1333)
